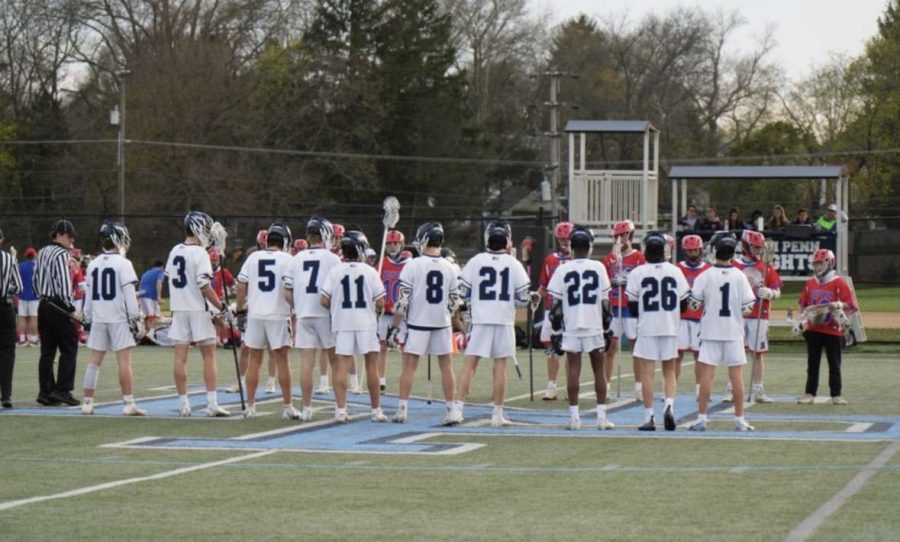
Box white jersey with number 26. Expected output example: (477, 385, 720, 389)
(690, 264, 755, 340)
(626, 262, 690, 337)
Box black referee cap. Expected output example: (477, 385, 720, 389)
(51, 219, 77, 239)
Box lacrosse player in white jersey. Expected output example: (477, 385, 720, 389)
(687, 232, 756, 432)
(81, 222, 146, 416)
(236, 223, 298, 420)
(456, 220, 535, 427)
(166, 211, 233, 417)
(625, 231, 690, 431)
(546, 226, 615, 430)
(283, 216, 341, 421)
(321, 230, 386, 422)
(386, 222, 461, 425)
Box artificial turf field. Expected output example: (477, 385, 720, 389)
(0, 344, 898, 541)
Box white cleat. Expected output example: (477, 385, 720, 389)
(490, 413, 511, 428)
(596, 418, 616, 430)
(392, 406, 408, 423)
(735, 419, 755, 432)
(371, 409, 387, 422)
(442, 407, 463, 426)
(282, 405, 302, 420)
(315, 385, 332, 395)
(206, 405, 231, 418)
(542, 385, 558, 401)
(242, 406, 257, 419)
(81, 402, 94, 415)
(688, 420, 706, 432)
(179, 404, 193, 417)
(226, 381, 244, 394)
(300, 407, 314, 422)
(567, 416, 581, 431)
(335, 411, 350, 423)
(350, 385, 364, 395)
(723, 384, 734, 403)
(265, 380, 277, 394)
(752, 385, 773, 403)
(122, 404, 147, 416)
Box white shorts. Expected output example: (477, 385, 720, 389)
(334, 330, 380, 356)
(18, 300, 38, 317)
(404, 327, 452, 356)
(540, 310, 552, 344)
(632, 336, 678, 361)
(743, 318, 769, 353)
(168, 311, 217, 344)
(295, 317, 335, 349)
(244, 318, 292, 350)
(465, 324, 516, 359)
(678, 320, 701, 352)
(87, 322, 136, 352)
(610, 309, 637, 340)
(377, 314, 406, 342)
(140, 298, 161, 317)
(562, 333, 605, 354)
(698, 339, 747, 367)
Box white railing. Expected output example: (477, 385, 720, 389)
(568, 170, 658, 227)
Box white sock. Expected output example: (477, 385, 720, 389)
(398, 399, 408, 409)
(568, 405, 579, 416)
(266, 376, 276, 385)
(379, 377, 386, 386)
(548, 380, 557, 389)
(695, 383, 700, 396)
(735, 415, 746, 424)
(123, 394, 134, 405)
(698, 413, 708, 423)
(644, 408, 653, 423)
(665, 397, 674, 409)
(336, 407, 347, 416)
(492, 405, 503, 416)
(349, 375, 359, 388)
(206, 391, 218, 407)
(320, 375, 329, 387)
(635, 382, 643, 394)
(455, 400, 464, 410)
(372, 407, 382, 415)
(83, 363, 100, 390)
(18, 334, 24, 342)
(596, 404, 607, 418)
(83, 397, 94, 405)
(179, 394, 190, 407)
(29, 334, 39, 343)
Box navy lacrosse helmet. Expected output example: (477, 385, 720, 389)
(415, 221, 444, 249)
(99, 221, 131, 252)
(184, 211, 214, 247)
(306, 216, 334, 248)
(266, 222, 292, 251)
(483, 219, 512, 251)
(569, 226, 594, 250)
(340, 230, 369, 262)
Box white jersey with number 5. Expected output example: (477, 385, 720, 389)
(398, 255, 459, 328)
(690, 264, 755, 340)
(84, 252, 140, 323)
(238, 249, 293, 320)
(284, 247, 342, 318)
(166, 244, 213, 312)
(546, 259, 610, 335)
(459, 252, 530, 325)
(625, 262, 690, 337)
(321, 262, 385, 332)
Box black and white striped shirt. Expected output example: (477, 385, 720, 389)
(34, 243, 73, 308)
(0, 250, 22, 301)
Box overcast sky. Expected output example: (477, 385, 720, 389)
(532, 0, 888, 79)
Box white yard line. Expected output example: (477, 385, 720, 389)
(0, 450, 276, 512)
(783, 439, 900, 542)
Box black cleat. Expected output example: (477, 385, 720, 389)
(638, 416, 656, 431)
(51, 390, 81, 406)
(36, 394, 60, 406)
(664, 405, 676, 431)
(2, 400, 12, 409)
(380, 384, 386, 394)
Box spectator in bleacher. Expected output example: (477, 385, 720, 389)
(678, 205, 700, 231)
(726, 207, 745, 231)
(697, 206, 723, 231)
(792, 208, 812, 225)
(815, 204, 839, 234)
(767, 205, 790, 231)
(749, 210, 764, 231)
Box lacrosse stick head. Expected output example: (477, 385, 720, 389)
(209, 220, 228, 252)
(383, 196, 401, 228)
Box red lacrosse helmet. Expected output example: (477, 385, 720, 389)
(24, 247, 37, 258)
(208, 248, 221, 263)
(332, 223, 345, 239)
(70, 247, 83, 260)
(399, 250, 413, 260)
(293, 239, 308, 253)
(256, 229, 267, 248)
(741, 230, 766, 260)
(386, 230, 405, 244)
(554, 222, 574, 240)
(611, 220, 635, 240)
(682, 235, 703, 251)
(811, 249, 835, 279)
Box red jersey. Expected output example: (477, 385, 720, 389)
(72, 268, 85, 301)
(799, 275, 857, 336)
(380, 256, 407, 314)
(539, 252, 572, 307)
(603, 249, 646, 308)
(211, 267, 235, 299)
(676, 260, 710, 321)
(732, 257, 782, 319)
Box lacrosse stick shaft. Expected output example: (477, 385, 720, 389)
(616, 241, 623, 400)
(219, 262, 245, 410)
(528, 305, 534, 401)
(748, 241, 775, 403)
(427, 354, 432, 404)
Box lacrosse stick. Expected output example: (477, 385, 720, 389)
(748, 238, 777, 403)
(527, 302, 535, 401)
(377, 196, 401, 276)
(427, 354, 432, 405)
(211, 221, 245, 410)
(614, 239, 623, 400)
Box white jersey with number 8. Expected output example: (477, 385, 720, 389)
(546, 259, 610, 335)
(238, 249, 293, 320)
(398, 255, 459, 328)
(321, 262, 386, 332)
(284, 247, 342, 318)
(166, 244, 213, 312)
(459, 252, 530, 325)
(625, 262, 690, 337)
(690, 264, 755, 340)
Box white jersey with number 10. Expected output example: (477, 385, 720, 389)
(238, 249, 293, 320)
(321, 262, 386, 332)
(84, 252, 140, 323)
(690, 264, 755, 340)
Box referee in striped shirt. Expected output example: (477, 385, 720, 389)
(0, 228, 23, 408)
(33, 219, 81, 406)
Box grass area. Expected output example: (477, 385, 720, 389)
(0, 345, 897, 540)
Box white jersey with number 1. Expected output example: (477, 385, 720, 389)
(459, 252, 530, 325)
(625, 262, 690, 337)
(284, 247, 342, 318)
(165, 243, 213, 312)
(690, 264, 755, 340)
(546, 258, 610, 336)
(84, 252, 140, 324)
(238, 249, 293, 320)
(321, 262, 386, 332)
(398, 254, 459, 328)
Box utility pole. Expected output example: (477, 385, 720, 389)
(113, 69, 131, 221)
(541, 71, 578, 221)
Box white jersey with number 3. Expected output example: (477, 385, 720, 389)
(166, 244, 213, 312)
(321, 262, 386, 332)
(84, 252, 140, 323)
(238, 249, 293, 320)
(625, 262, 690, 337)
(398, 255, 459, 328)
(690, 264, 755, 340)
(546, 259, 610, 335)
(459, 252, 530, 325)
(284, 247, 342, 318)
